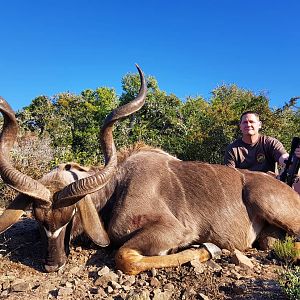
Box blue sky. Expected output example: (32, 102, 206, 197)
(0, 1, 299, 111)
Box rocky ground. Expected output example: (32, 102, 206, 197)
(0, 214, 289, 300)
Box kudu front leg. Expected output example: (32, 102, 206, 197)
(115, 243, 220, 275)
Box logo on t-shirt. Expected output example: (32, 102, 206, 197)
(256, 153, 265, 164)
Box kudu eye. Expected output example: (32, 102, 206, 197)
(65, 164, 72, 171)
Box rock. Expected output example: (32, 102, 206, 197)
(57, 286, 73, 297)
(10, 279, 31, 292)
(231, 249, 254, 269)
(111, 280, 121, 289)
(257, 225, 285, 250)
(96, 287, 107, 297)
(123, 285, 132, 291)
(229, 269, 242, 280)
(181, 287, 197, 299)
(205, 260, 222, 271)
(69, 266, 81, 274)
(221, 249, 231, 255)
(126, 289, 151, 300)
(150, 277, 161, 287)
(122, 280, 136, 288)
(139, 273, 148, 281)
(190, 259, 206, 274)
(0, 290, 9, 298)
(163, 283, 175, 291)
(153, 288, 173, 300)
(65, 281, 73, 288)
(98, 265, 110, 276)
(94, 271, 119, 287)
(2, 280, 10, 290)
(121, 275, 137, 290)
(199, 293, 210, 300)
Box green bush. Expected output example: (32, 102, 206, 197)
(273, 236, 300, 299)
(273, 236, 300, 265)
(278, 266, 300, 300)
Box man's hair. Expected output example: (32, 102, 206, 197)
(239, 111, 260, 123)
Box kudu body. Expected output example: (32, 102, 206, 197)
(1, 66, 300, 275)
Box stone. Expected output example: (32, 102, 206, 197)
(2, 280, 10, 290)
(122, 276, 136, 288)
(221, 249, 231, 255)
(190, 259, 206, 274)
(150, 277, 161, 287)
(98, 265, 110, 276)
(10, 279, 31, 292)
(229, 269, 242, 280)
(94, 271, 119, 287)
(0, 290, 9, 298)
(181, 287, 197, 299)
(153, 288, 173, 300)
(199, 293, 210, 300)
(231, 249, 254, 269)
(65, 281, 73, 288)
(57, 286, 73, 297)
(205, 260, 222, 271)
(97, 287, 107, 297)
(69, 266, 81, 274)
(126, 289, 151, 300)
(111, 280, 121, 289)
(163, 283, 175, 291)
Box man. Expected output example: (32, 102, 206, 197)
(224, 111, 300, 252)
(224, 111, 300, 192)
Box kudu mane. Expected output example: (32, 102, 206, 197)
(117, 142, 172, 164)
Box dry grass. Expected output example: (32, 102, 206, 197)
(0, 133, 54, 207)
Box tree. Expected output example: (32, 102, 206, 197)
(54, 87, 119, 164)
(13, 74, 300, 167)
(17, 87, 119, 165)
(116, 71, 185, 157)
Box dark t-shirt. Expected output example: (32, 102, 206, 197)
(224, 135, 287, 172)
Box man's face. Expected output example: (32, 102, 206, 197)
(239, 113, 261, 136)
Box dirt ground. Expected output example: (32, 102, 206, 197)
(0, 214, 289, 300)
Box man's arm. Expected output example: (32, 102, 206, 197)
(278, 153, 289, 166)
(278, 146, 300, 167)
(224, 147, 236, 168)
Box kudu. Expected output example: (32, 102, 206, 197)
(1, 66, 300, 275)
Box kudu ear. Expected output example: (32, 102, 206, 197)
(0, 194, 32, 234)
(77, 195, 110, 247)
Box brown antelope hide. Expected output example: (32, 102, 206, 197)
(1, 66, 300, 275)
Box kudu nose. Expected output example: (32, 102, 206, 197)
(44, 263, 65, 273)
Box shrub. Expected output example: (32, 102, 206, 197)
(274, 236, 300, 299)
(278, 266, 300, 300)
(0, 133, 55, 207)
(273, 236, 300, 266)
